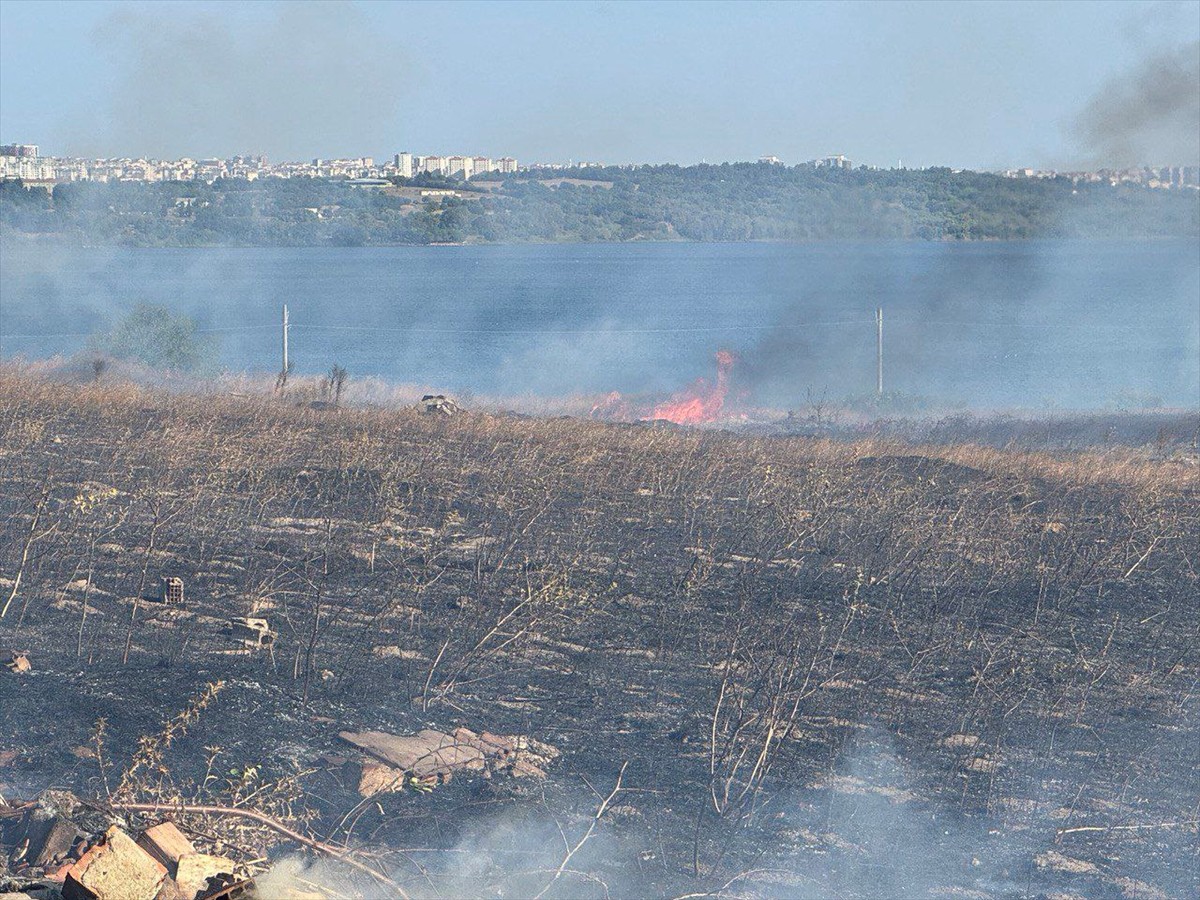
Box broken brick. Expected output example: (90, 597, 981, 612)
(62, 826, 167, 900)
(136, 822, 195, 876)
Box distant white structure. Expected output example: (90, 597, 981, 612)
(0, 144, 520, 184)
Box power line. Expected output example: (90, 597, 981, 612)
(288, 320, 873, 335)
(0, 318, 1193, 341)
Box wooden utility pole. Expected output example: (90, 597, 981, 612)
(875, 306, 883, 397)
(282, 304, 289, 375)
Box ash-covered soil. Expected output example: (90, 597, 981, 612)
(1, 374, 1198, 899)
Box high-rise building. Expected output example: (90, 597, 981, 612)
(0, 144, 39, 158)
(447, 156, 473, 178)
(0, 154, 53, 181)
(420, 155, 448, 175)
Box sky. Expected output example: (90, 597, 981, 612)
(1, 0, 1197, 169)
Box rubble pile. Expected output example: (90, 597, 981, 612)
(2, 725, 559, 897)
(335, 727, 559, 797)
(1, 794, 241, 900)
(416, 395, 460, 416)
(226, 618, 275, 651)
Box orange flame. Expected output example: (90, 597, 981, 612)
(647, 350, 736, 425)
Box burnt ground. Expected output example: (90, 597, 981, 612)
(1, 373, 1198, 899)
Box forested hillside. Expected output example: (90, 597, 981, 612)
(2, 162, 1197, 246)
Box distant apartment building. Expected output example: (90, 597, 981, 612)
(999, 164, 1199, 190)
(0, 154, 53, 181)
(419, 155, 448, 176)
(447, 156, 473, 178)
(51, 159, 90, 182)
(0, 143, 519, 184)
(11, 144, 1199, 191)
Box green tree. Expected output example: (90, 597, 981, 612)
(91, 303, 216, 372)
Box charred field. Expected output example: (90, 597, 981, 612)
(1, 371, 1198, 899)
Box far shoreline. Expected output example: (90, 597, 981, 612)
(3, 233, 1199, 251)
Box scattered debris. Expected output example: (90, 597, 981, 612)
(337, 726, 558, 795)
(965, 755, 1002, 774)
(226, 619, 274, 650)
(2, 796, 242, 900)
(370, 645, 423, 661)
(418, 395, 460, 416)
(3, 803, 84, 871)
(110, 802, 398, 894)
(1035, 850, 1102, 876)
(338, 729, 482, 783)
(939, 734, 981, 749)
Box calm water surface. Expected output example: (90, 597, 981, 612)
(2, 241, 1197, 407)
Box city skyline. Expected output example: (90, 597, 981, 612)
(4, 141, 1197, 193)
(1, 1, 1197, 171)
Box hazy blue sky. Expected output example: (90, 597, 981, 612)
(1, 0, 1197, 168)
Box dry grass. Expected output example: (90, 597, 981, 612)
(1, 369, 1197, 898)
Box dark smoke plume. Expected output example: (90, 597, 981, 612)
(1073, 40, 1200, 167)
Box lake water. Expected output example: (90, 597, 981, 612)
(1, 240, 1197, 408)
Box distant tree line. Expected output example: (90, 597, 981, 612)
(1, 163, 1196, 246)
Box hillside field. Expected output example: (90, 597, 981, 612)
(1, 372, 1198, 898)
